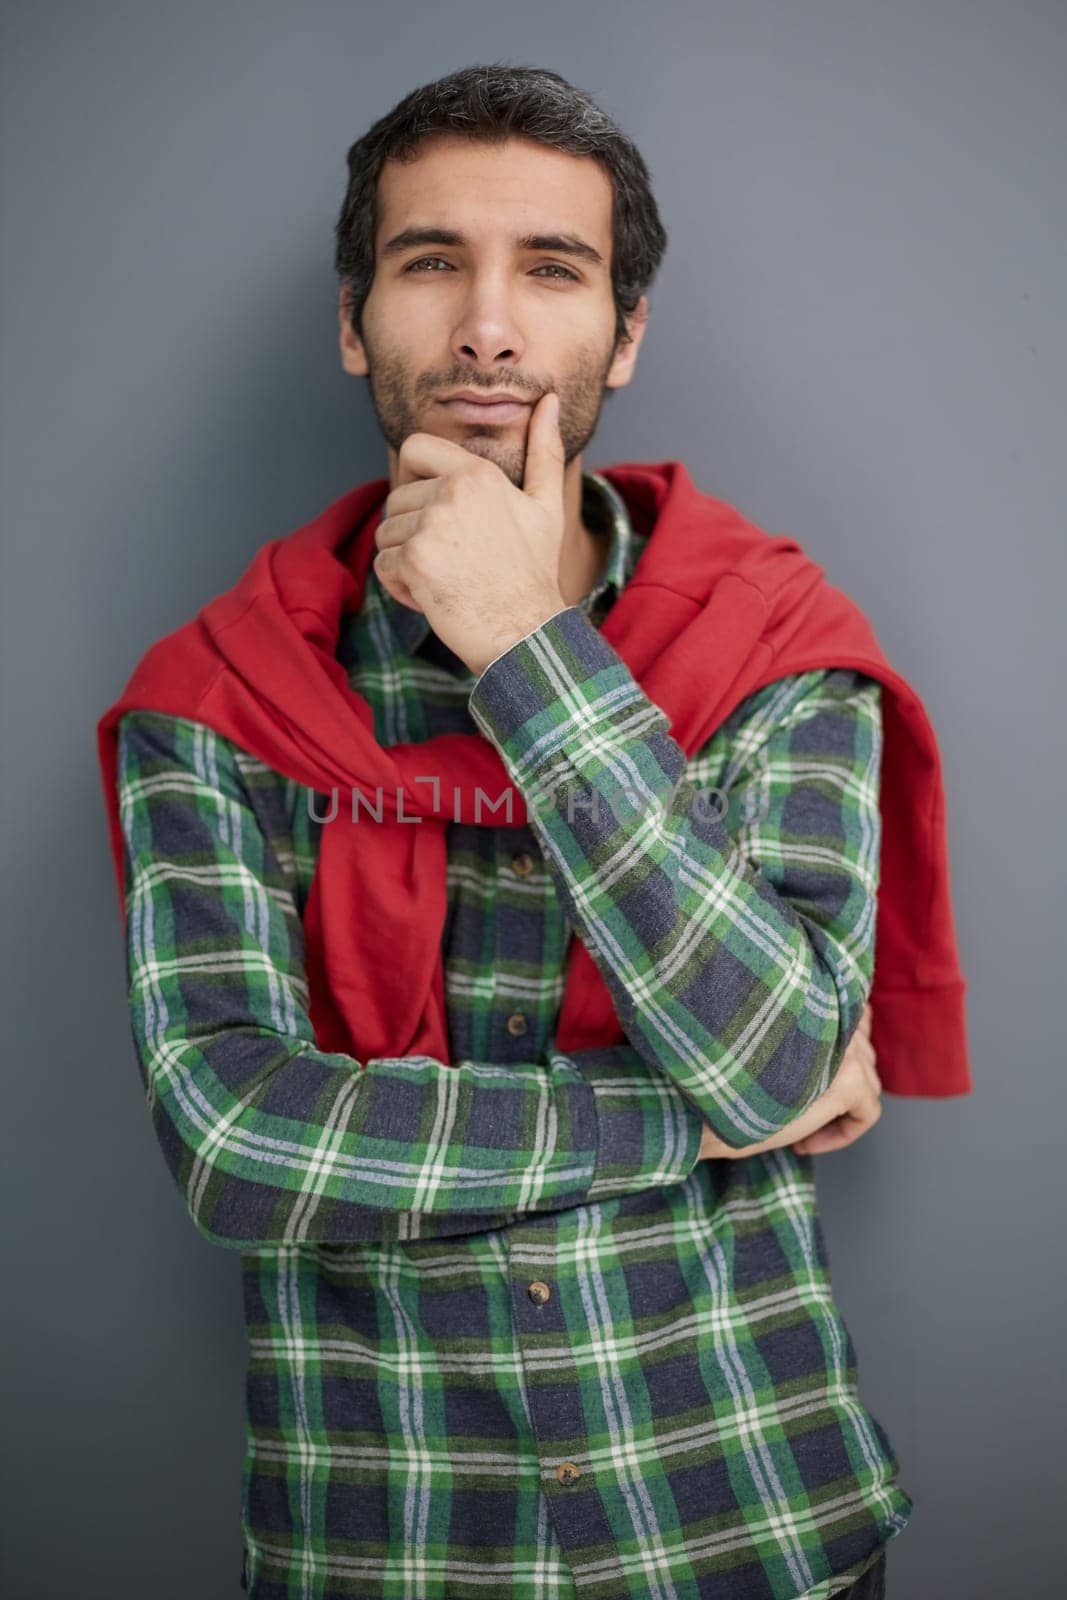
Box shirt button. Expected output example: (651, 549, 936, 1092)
(527, 1280, 552, 1305)
(506, 1012, 527, 1036)
(511, 851, 535, 877)
(556, 1462, 582, 1486)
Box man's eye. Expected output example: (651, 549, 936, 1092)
(403, 257, 578, 281)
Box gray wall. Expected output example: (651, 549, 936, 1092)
(3, 2, 1064, 1595)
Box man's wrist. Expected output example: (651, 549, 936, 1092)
(467, 592, 571, 678)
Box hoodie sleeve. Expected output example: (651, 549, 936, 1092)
(467, 606, 883, 1150)
(114, 709, 706, 1250)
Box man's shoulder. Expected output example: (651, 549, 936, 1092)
(116, 708, 298, 797)
(712, 667, 883, 748)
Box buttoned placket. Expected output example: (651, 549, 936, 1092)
(509, 1219, 588, 1512)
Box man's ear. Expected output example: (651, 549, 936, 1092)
(338, 284, 369, 377)
(604, 295, 649, 392)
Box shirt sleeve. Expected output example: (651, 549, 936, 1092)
(115, 710, 707, 1251)
(467, 605, 884, 1151)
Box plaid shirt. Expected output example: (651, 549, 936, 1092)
(115, 469, 912, 1599)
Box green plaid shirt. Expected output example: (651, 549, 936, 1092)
(115, 469, 911, 1599)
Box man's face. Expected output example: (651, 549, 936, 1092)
(339, 133, 646, 487)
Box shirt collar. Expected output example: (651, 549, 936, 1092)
(374, 469, 638, 662)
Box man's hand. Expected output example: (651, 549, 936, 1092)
(698, 1003, 882, 1160)
(373, 391, 569, 676)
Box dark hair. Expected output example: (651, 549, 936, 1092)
(333, 62, 667, 351)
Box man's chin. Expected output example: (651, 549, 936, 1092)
(448, 433, 525, 485)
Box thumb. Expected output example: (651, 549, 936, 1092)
(522, 391, 565, 508)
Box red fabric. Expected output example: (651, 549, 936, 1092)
(96, 459, 972, 1096)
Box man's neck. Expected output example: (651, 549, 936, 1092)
(558, 452, 609, 606)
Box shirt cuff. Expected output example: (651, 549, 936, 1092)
(555, 1047, 705, 1199)
(467, 603, 638, 768)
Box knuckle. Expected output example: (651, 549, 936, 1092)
(405, 538, 430, 574)
(416, 501, 436, 529)
(447, 471, 475, 503)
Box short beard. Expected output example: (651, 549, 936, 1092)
(359, 334, 619, 487)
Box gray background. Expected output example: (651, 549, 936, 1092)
(2, 1, 1064, 1595)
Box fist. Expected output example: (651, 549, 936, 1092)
(372, 391, 569, 676)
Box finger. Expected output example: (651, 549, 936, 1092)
(856, 1042, 880, 1089)
(792, 1128, 852, 1155)
(793, 1113, 865, 1155)
(383, 478, 438, 519)
(798, 1089, 882, 1152)
(521, 391, 565, 507)
(396, 430, 476, 488)
(372, 547, 422, 611)
(858, 1002, 873, 1037)
(374, 509, 423, 551)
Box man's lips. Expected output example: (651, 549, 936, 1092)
(437, 395, 532, 424)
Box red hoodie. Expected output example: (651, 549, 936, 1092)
(96, 459, 972, 1098)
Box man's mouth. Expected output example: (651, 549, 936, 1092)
(437, 394, 533, 425)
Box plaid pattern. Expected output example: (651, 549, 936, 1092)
(115, 471, 912, 1599)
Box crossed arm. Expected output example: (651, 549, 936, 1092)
(115, 612, 884, 1249)
(466, 606, 886, 1152)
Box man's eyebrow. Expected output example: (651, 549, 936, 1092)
(380, 226, 605, 268)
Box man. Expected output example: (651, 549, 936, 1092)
(97, 63, 970, 1600)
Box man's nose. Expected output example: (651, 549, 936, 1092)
(450, 272, 526, 367)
